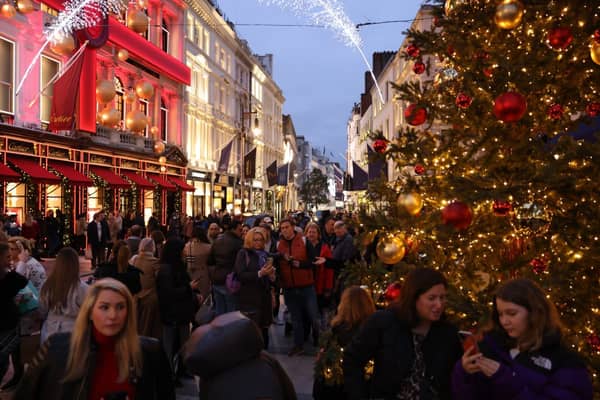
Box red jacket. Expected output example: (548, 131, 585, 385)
(277, 233, 314, 288)
(314, 243, 333, 295)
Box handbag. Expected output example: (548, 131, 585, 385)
(225, 271, 241, 294)
(194, 294, 215, 325)
(17, 281, 40, 315)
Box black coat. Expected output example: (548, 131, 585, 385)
(343, 310, 462, 400)
(87, 220, 110, 248)
(208, 231, 243, 285)
(234, 248, 273, 328)
(0, 270, 28, 330)
(14, 332, 175, 400)
(156, 262, 196, 325)
(94, 262, 142, 296)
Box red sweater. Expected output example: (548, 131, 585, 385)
(89, 327, 135, 400)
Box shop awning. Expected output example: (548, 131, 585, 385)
(49, 162, 93, 186)
(0, 163, 21, 182)
(121, 171, 155, 189)
(147, 174, 177, 191)
(7, 156, 61, 184)
(168, 176, 195, 192)
(90, 167, 130, 188)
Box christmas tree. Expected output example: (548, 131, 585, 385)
(347, 0, 600, 392)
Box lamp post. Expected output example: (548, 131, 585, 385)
(239, 99, 260, 214)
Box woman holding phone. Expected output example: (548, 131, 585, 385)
(234, 227, 276, 348)
(343, 268, 462, 400)
(452, 278, 593, 400)
(15, 278, 174, 399)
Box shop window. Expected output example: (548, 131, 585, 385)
(0, 37, 15, 115)
(114, 77, 125, 124)
(40, 55, 60, 124)
(5, 183, 25, 226)
(143, 190, 153, 226)
(46, 184, 62, 211)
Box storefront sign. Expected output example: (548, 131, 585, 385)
(90, 154, 111, 165)
(121, 159, 139, 169)
(48, 147, 70, 159)
(8, 140, 34, 154)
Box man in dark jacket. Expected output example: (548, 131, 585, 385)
(208, 220, 243, 315)
(87, 211, 110, 269)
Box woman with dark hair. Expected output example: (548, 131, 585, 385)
(452, 278, 592, 400)
(183, 227, 212, 301)
(343, 268, 462, 400)
(151, 229, 166, 259)
(94, 240, 142, 295)
(156, 238, 198, 384)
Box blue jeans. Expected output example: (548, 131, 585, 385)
(213, 284, 238, 316)
(283, 286, 320, 347)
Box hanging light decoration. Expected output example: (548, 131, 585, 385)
(126, 110, 147, 133)
(49, 33, 75, 56)
(127, 9, 149, 34)
(117, 49, 129, 61)
(96, 79, 116, 103)
(1, 2, 17, 18)
(16, 0, 35, 14)
(135, 80, 154, 100)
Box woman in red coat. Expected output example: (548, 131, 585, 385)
(304, 223, 334, 324)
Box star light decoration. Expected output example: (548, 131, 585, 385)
(47, 0, 126, 39)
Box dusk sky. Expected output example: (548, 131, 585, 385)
(214, 0, 424, 167)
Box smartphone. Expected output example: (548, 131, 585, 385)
(458, 330, 479, 352)
(266, 257, 274, 265)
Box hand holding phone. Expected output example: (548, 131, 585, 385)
(458, 330, 479, 353)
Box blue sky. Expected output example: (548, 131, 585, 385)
(214, 0, 424, 167)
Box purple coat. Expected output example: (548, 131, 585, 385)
(452, 331, 593, 400)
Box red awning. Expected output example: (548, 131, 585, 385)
(0, 163, 21, 182)
(147, 174, 177, 191)
(7, 156, 61, 184)
(121, 171, 155, 190)
(168, 176, 195, 192)
(49, 162, 93, 186)
(90, 167, 130, 188)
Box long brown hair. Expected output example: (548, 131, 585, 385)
(389, 268, 447, 327)
(492, 278, 563, 351)
(111, 240, 131, 273)
(63, 278, 142, 382)
(40, 247, 80, 311)
(331, 286, 376, 329)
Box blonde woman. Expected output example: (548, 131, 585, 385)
(39, 247, 88, 343)
(15, 278, 175, 399)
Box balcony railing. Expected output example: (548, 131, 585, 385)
(95, 125, 154, 152)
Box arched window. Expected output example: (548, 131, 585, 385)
(139, 98, 149, 137)
(161, 19, 170, 53)
(160, 98, 168, 142)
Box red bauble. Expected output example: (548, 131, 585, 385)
(586, 102, 600, 117)
(404, 104, 428, 126)
(493, 200, 513, 216)
(413, 61, 426, 74)
(493, 92, 527, 123)
(547, 103, 564, 120)
(433, 16, 442, 27)
(446, 45, 455, 56)
(442, 201, 473, 230)
(530, 257, 548, 274)
(547, 27, 573, 50)
(595, 29, 600, 44)
(406, 44, 420, 58)
(414, 164, 425, 175)
(384, 282, 402, 302)
(373, 139, 388, 154)
(456, 93, 472, 109)
(483, 67, 493, 78)
(587, 334, 600, 351)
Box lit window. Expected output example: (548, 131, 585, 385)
(40, 55, 60, 123)
(0, 37, 15, 114)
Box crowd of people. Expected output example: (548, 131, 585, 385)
(0, 207, 595, 399)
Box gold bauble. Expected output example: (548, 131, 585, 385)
(376, 234, 406, 265)
(591, 41, 600, 66)
(127, 9, 149, 34)
(100, 108, 120, 127)
(494, 0, 524, 30)
(399, 192, 424, 216)
(125, 110, 147, 133)
(158, 156, 167, 164)
(16, 0, 35, 14)
(149, 125, 159, 137)
(125, 90, 137, 103)
(117, 49, 129, 61)
(153, 141, 165, 154)
(135, 81, 154, 100)
(444, 0, 468, 16)
(96, 79, 116, 104)
(1, 3, 16, 18)
(49, 34, 75, 56)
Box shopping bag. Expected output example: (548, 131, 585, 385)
(17, 281, 40, 315)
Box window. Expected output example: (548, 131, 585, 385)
(160, 98, 168, 142)
(161, 19, 169, 53)
(187, 14, 194, 41)
(114, 77, 125, 124)
(204, 31, 210, 56)
(139, 98, 148, 137)
(40, 56, 60, 123)
(0, 37, 15, 114)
